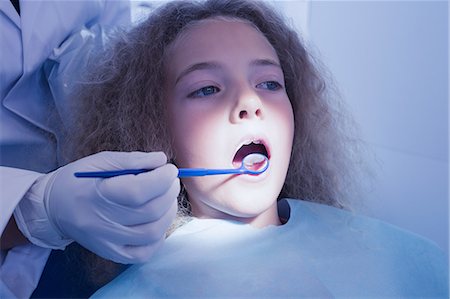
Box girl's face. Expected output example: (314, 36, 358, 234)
(165, 18, 294, 227)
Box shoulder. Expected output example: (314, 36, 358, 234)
(287, 199, 448, 298)
(283, 198, 448, 297)
(285, 198, 444, 253)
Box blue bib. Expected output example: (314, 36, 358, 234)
(93, 199, 448, 298)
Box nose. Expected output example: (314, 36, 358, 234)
(230, 89, 263, 123)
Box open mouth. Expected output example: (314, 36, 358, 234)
(232, 140, 269, 170)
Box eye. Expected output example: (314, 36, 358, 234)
(188, 86, 221, 98)
(256, 81, 282, 91)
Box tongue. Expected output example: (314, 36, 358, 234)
(243, 155, 267, 171)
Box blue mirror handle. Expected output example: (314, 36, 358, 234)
(74, 169, 149, 178)
(178, 168, 245, 178)
(74, 167, 246, 178)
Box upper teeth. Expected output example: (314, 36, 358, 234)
(244, 139, 261, 146)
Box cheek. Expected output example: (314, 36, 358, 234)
(169, 104, 226, 167)
(286, 104, 295, 145)
(268, 99, 295, 145)
(282, 103, 295, 169)
(284, 104, 295, 169)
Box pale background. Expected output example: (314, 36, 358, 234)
(306, 0, 448, 259)
(132, 0, 449, 257)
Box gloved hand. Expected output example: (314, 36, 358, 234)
(14, 151, 179, 264)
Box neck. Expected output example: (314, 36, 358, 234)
(191, 201, 281, 228)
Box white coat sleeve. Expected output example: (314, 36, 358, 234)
(0, 1, 132, 297)
(0, 167, 51, 299)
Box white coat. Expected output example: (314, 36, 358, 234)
(0, 1, 130, 297)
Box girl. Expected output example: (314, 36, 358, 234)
(69, 0, 447, 297)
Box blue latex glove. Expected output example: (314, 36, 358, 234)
(15, 151, 179, 264)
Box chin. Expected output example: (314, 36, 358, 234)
(212, 185, 280, 217)
(185, 162, 286, 221)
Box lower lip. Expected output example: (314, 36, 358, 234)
(238, 162, 270, 181)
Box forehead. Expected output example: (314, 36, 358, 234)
(166, 18, 279, 76)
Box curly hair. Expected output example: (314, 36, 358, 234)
(66, 0, 363, 290)
(70, 0, 361, 212)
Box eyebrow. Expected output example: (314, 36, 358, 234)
(175, 62, 221, 84)
(174, 58, 282, 84)
(250, 58, 282, 69)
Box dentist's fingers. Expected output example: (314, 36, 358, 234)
(121, 199, 178, 247)
(100, 237, 166, 264)
(84, 199, 178, 264)
(97, 163, 179, 207)
(41, 150, 179, 264)
(88, 151, 168, 171)
(100, 178, 181, 226)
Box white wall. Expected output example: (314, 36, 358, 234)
(307, 0, 448, 255)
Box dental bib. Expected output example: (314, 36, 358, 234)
(92, 199, 448, 298)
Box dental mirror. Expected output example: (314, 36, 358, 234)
(239, 153, 269, 174)
(178, 153, 269, 177)
(74, 153, 269, 178)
